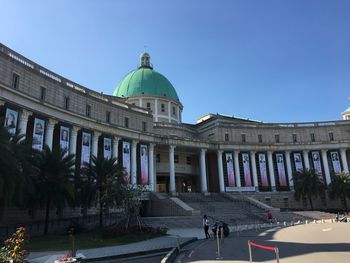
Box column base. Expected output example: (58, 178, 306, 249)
(170, 191, 178, 197)
(202, 192, 210, 196)
(271, 186, 277, 192)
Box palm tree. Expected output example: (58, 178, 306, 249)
(328, 172, 350, 211)
(33, 146, 75, 234)
(82, 156, 125, 228)
(292, 168, 325, 210)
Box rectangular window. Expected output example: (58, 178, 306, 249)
(172, 106, 176, 115)
(329, 132, 334, 141)
(124, 117, 129, 128)
(86, 104, 91, 117)
(106, 111, 111, 123)
(310, 133, 315, 142)
(186, 156, 192, 165)
(241, 134, 246, 143)
(275, 134, 280, 143)
(224, 133, 229, 142)
(258, 134, 262, 143)
(64, 96, 70, 110)
(292, 134, 297, 143)
(174, 154, 179, 163)
(156, 154, 160, 163)
(12, 73, 19, 89)
(40, 86, 46, 101)
(161, 103, 165, 112)
(142, 121, 147, 132)
(146, 102, 151, 110)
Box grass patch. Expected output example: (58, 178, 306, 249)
(28, 231, 163, 252)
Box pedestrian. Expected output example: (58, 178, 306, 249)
(203, 214, 211, 239)
(267, 210, 273, 223)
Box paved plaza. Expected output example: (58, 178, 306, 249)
(176, 222, 350, 263)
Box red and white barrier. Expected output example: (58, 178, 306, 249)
(248, 241, 280, 263)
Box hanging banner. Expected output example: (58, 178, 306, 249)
(225, 153, 235, 187)
(293, 152, 303, 172)
(276, 153, 287, 186)
(242, 153, 252, 186)
(140, 144, 149, 185)
(122, 141, 131, 183)
(311, 151, 324, 183)
(103, 138, 112, 160)
(32, 118, 45, 151)
(81, 132, 91, 167)
(258, 153, 269, 187)
(330, 151, 341, 174)
(4, 108, 18, 135)
(60, 126, 70, 156)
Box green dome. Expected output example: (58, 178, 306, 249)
(344, 107, 350, 114)
(113, 53, 180, 102)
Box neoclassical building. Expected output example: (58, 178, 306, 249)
(1, 43, 350, 196)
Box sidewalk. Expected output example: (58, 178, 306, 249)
(27, 235, 197, 263)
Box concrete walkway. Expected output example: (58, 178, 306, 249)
(27, 235, 196, 263)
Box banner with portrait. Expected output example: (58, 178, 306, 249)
(330, 151, 341, 174)
(81, 132, 91, 167)
(258, 153, 269, 187)
(103, 138, 112, 160)
(32, 118, 45, 151)
(293, 152, 303, 172)
(122, 141, 131, 183)
(4, 108, 18, 135)
(276, 153, 287, 186)
(311, 151, 324, 183)
(140, 144, 149, 185)
(242, 153, 252, 186)
(225, 153, 235, 187)
(60, 126, 70, 156)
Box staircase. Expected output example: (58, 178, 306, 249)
(142, 193, 268, 229)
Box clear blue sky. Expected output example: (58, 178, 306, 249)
(1, 0, 349, 124)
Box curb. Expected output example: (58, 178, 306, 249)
(160, 237, 198, 263)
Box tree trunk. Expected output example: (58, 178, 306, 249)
(308, 196, 314, 210)
(343, 193, 348, 211)
(99, 200, 103, 228)
(44, 197, 51, 235)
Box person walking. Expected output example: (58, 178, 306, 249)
(203, 215, 211, 239)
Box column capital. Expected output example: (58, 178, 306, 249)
(321, 149, 328, 154)
(250, 150, 256, 155)
(93, 131, 102, 138)
(113, 136, 121, 142)
(285, 150, 291, 154)
(200, 148, 207, 154)
(169, 144, 176, 150)
(47, 119, 58, 128)
(149, 143, 156, 149)
(132, 140, 139, 146)
(217, 149, 223, 155)
(0, 100, 5, 106)
(71, 126, 79, 134)
(20, 109, 32, 120)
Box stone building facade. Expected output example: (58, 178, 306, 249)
(1, 43, 350, 196)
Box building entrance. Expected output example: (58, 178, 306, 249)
(156, 175, 199, 193)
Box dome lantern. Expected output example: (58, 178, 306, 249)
(139, 52, 152, 69)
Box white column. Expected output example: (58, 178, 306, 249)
(200, 149, 208, 193)
(168, 101, 171, 123)
(149, 143, 155, 192)
(340, 149, 349, 174)
(217, 150, 225, 192)
(234, 151, 241, 187)
(18, 109, 31, 137)
(154, 151, 157, 191)
(177, 106, 180, 124)
(112, 136, 120, 161)
(285, 151, 294, 188)
(45, 119, 57, 150)
(131, 140, 138, 185)
(92, 132, 101, 158)
(70, 126, 78, 155)
(321, 150, 331, 185)
(250, 151, 258, 189)
(267, 151, 276, 190)
(155, 99, 158, 122)
(169, 145, 176, 193)
(303, 150, 310, 170)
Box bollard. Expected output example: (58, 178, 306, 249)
(283, 221, 286, 227)
(216, 226, 222, 259)
(275, 247, 280, 263)
(248, 240, 252, 263)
